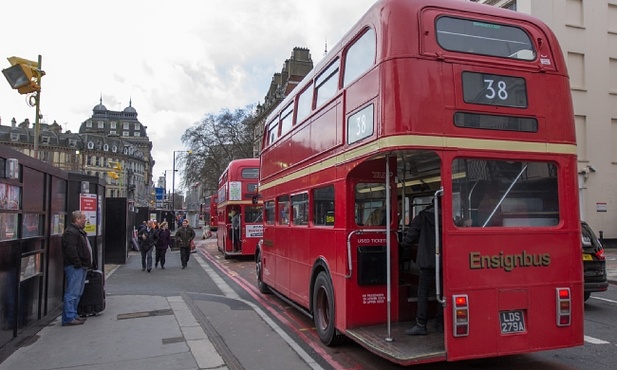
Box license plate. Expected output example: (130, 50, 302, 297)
(499, 310, 526, 334)
(582, 254, 593, 261)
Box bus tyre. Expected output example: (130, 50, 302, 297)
(313, 272, 341, 346)
(584, 292, 591, 302)
(256, 251, 270, 294)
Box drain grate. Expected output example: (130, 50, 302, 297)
(116, 308, 174, 320)
(162, 336, 185, 345)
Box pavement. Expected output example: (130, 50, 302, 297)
(0, 239, 616, 370)
(0, 237, 320, 370)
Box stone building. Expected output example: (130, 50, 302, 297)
(470, 0, 617, 242)
(252, 47, 314, 157)
(0, 98, 154, 207)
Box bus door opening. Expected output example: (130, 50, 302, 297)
(395, 150, 443, 323)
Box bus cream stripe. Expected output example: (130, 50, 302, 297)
(259, 135, 577, 191)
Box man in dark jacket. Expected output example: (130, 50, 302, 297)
(62, 210, 92, 326)
(175, 219, 195, 269)
(138, 220, 159, 272)
(400, 201, 443, 335)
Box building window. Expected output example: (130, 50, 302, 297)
(86, 121, 92, 128)
(10, 132, 19, 141)
(110, 121, 117, 129)
(123, 122, 129, 129)
(41, 136, 50, 144)
(134, 123, 140, 130)
(134, 132, 141, 137)
(123, 131, 129, 137)
(103, 143, 109, 151)
(110, 130, 116, 135)
(98, 121, 104, 128)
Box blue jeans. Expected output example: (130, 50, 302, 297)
(141, 245, 154, 270)
(63, 266, 87, 324)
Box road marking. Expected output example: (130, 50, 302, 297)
(591, 296, 617, 304)
(584, 335, 610, 344)
(195, 250, 325, 370)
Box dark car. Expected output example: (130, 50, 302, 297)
(581, 221, 609, 301)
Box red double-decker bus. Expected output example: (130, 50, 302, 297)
(255, 0, 582, 365)
(201, 194, 218, 231)
(216, 158, 262, 258)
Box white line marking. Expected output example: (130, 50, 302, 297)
(591, 296, 617, 304)
(195, 251, 325, 370)
(584, 335, 609, 344)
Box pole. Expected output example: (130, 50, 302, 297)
(172, 151, 176, 212)
(33, 54, 42, 159)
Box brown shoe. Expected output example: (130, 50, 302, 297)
(62, 319, 84, 326)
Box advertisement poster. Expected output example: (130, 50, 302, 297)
(245, 224, 263, 238)
(229, 181, 242, 201)
(80, 193, 97, 236)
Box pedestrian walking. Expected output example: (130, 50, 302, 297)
(175, 219, 195, 269)
(138, 220, 159, 272)
(155, 221, 171, 269)
(61, 210, 92, 326)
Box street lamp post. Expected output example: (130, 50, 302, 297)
(172, 150, 191, 212)
(163, 169, 173, 209)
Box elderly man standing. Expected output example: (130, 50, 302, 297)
(62, 210, 92, 326)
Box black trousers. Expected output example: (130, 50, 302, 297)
(155, 248, 167, 267)
(180, 247, 191, 267)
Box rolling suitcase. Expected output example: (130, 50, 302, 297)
(78, 269, 106, 316)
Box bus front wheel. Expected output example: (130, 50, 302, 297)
(256, 251, 270, 294)
(313, 271, 341, 346)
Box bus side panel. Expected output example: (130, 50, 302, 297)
(288, 227, 311, 307)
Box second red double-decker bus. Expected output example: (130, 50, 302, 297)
(201, 194, 218, 231)
(255, 0, 582, 365)
(216, 158, 262, 258)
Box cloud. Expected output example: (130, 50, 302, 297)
(0, 0, 377, 190)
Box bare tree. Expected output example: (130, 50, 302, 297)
(180, 105, 256, 195)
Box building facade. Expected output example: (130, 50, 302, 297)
(472, 0, 617, 242)
(0, 98, 155, 207)
(252, 47, 314, 158)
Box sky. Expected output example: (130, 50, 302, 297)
(0, 0, 377, 191)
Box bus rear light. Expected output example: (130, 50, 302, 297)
(452, 294, 469, 337)
(556, 288, 571, 327)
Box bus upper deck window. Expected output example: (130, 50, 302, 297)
(343, 28, 376, 87)
(436, 16, 536, 61)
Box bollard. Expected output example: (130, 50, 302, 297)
(599, 230, 604, 246)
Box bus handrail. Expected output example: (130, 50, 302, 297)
(481, 164, 528, 227)
(345, 229, 390, 278)
(434, 187, 445, 306)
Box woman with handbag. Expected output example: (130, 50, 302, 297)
(155, 221, 171, 269)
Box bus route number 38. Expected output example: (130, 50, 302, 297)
(499, 310, 526, 334)
(347, 104, 374, 145)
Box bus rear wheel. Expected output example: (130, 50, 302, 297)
(256, 251, 270, 294)
(313, 272, 341, 346)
